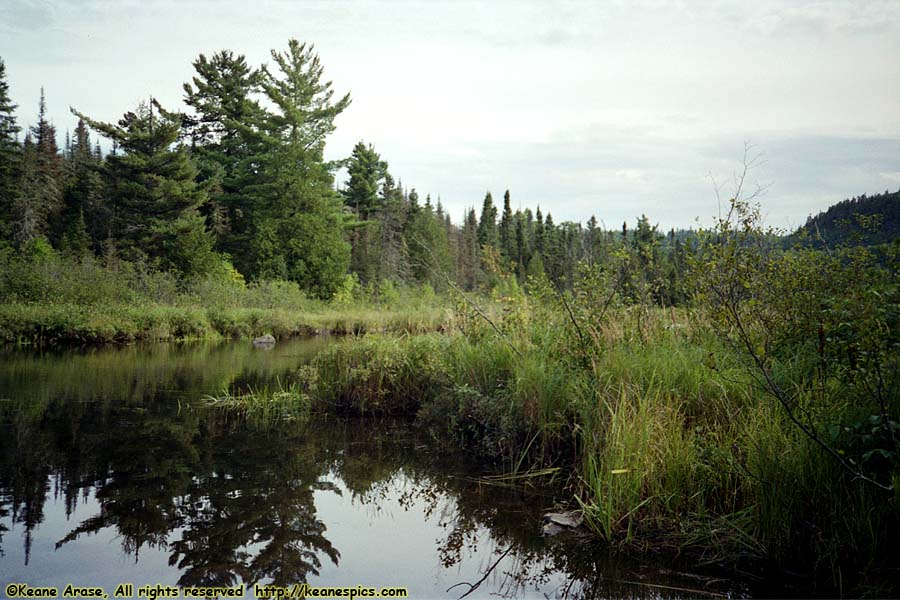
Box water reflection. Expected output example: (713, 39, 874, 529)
(0, 341, 747, 598)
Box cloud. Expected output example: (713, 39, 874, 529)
(0, 0, 55, 33)
(713, 0, 900, 36)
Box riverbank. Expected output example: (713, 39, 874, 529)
(0, 301, 452, 345)
(220, 303, 900, 596)
(0, 248, 454, 345)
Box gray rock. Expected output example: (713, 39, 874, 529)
(252, 334, 276, 347)
(541, 510, 584, 537)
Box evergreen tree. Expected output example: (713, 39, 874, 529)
(534, 207, 545, 256)
(250, 39, 351, 296)
(12, 134, 41, 245)
(342, 141, 385, 220)
(499, 189, 514, 259)
(405, 194, 451, 287)
(183, 49, 265, 264)
(458, 208, 479, 289)
(342, 141, 387, 283)
(477, 191, 498, 248)
(12, 90, 63, 246)
(514, 211, 526, 277)
(73, 100, 220, 278)
(377, 173, 409, 283)
(0, 57, 21, 243)
(57, 118, 102, 255)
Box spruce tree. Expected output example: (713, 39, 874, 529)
(477, 191, 498, 248)
(183, 49, 265, 265)
(377, 173, 409, 283)
(534, 206, 545, 256)
(73, 100, 219, 278)
(12, 89, 63, 246)
(342, 141, 386, 220)
(0, 57, 21, 243)
(251, 39, 351, 296)
(13, 134, 40, 245)
(514, 212, 526, 277)
(342, 141, 387, 283)
(57, 119, 103, 255)
(499, 189, 513, 259)
(458, 207, 480, 290)
(405, 193, 451, 287)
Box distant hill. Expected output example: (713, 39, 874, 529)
(794, 189, 900, 248)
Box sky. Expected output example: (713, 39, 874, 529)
(1, 0, 898, 230)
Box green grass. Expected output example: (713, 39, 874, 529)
(203, 380, 310, 422)
(0, 302, 452, 345)
(281, 307, 900, 594)
(0, 250, 454, 345)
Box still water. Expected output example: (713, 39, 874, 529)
(0, 340, 749, 598)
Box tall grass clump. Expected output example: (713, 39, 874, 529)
(304, 334, 451, 415)
(204, 380, 310, 423)
(578, 383, 698, 543)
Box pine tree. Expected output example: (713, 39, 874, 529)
(12, 89, 63, 246)
(0, 57, 21, 243)
(250, 39, 351, 296)
(499, 189, 514, 259)
(477, 191, 498, 248)
(73, 100, 219, 277)
(183, 49, 265, 265)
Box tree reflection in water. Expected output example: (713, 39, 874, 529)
(0, 342, 747, 598)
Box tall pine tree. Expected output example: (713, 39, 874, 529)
(477, 191, 498, 248)
(182, 50, 265, 266)
(73, 99, 220, 278)
(0, 57, 21, 244)
(250, 39, 351, 296)
(13, 89, 63, 246)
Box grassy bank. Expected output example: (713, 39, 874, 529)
(221, 296, 899, 595)
(0, 249, 451, 344)
(0, 301, 451, 344)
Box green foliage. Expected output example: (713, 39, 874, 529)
(332, 273, 361, 305)
(0, 56, 20, 241)
(795, 189, 900, 249)
(305, 334, 450, 415)
(73, 100, 219, 278)
(342, 141, 386, 219)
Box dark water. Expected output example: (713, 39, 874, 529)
(0, 340, 750, 599)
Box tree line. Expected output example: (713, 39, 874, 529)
(1, 43, 693, 301)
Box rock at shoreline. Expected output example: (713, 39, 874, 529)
(252, 334, 276, 347)
(541, 510, 584, 537)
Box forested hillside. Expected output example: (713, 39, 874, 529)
(796, 188, 900, 248)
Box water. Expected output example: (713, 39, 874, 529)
(0, 340, 750, 598)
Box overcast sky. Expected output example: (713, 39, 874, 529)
(1, 0, 898, 229)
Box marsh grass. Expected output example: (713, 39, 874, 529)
(282, 301, 900, 593)
(0, 301, 451, 345)
(203, 379, 309, 422)
(0, 250, 453, 345)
